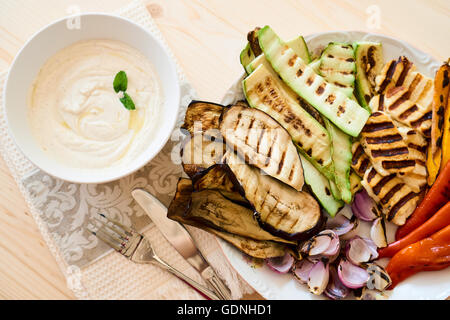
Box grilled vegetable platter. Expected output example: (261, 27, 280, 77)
(168, 27, 450, 300)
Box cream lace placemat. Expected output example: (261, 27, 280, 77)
(0, 0, 254, 300)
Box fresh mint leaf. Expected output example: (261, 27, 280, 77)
(113, 71, 128, 93)
(120, 92, 136, 110)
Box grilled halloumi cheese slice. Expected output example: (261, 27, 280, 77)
(360, 111, 415, 176)
(396, 124, 428, 192)
(373, 56, 433, 137)
(351, 141, 371, 178)
(220, 105, 304, 191)
(361, 166, 420, 225)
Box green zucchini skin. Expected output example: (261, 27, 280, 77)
(353, 41, 384, 112)
(300, 153, 343, 217)
(246, 36, 312, 74)
(319, 42, 356, 98)
(257, 26, 370, 137)
(323, 118, 353, 204)
(243, 63, 333, 174)
(240, 42, 256, 74)
(286, 36, 311, 64)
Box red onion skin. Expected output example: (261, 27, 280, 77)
(266, 253, 294, 274)
(352, 191, 378, 222)
(325, 265, 350, 300)
(337, 259, 370, 289)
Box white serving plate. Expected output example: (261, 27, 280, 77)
(218, 31, 450, 300)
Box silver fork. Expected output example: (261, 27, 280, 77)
(88, 213, 220, 300)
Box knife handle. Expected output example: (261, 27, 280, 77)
(201, 266, 232, 300)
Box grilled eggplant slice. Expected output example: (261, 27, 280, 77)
(207, 229, 287, 259)
(167, 178, 286, 258)
(220, 105, 304, 191)
(257, 26, 370, 137)
(225, 151, 323, 240)
(361, 166, 420, 225)
(243, 63, 333, 175)
(319, 42, 356, 98)
(191, 164, 248, 206)
(360, 111, 414, 176)
(247, 27, 262, 57)
(181, 135, 225, 178)
(182, 101, 224, 136)
(353, 42, 383, 111)
(187, 189, 295, 244)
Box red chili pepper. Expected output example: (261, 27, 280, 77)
(395, 159, 450, 240)
(379, 201, 450, 258)
(386, 225, 450, 289)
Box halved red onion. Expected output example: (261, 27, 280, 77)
(352, 190, 380, 221)
(308, 261, 329, 295)
(327, 212, 359, 236)
(337, 258, 369, 289)
(293, 259, 315, 283)
(301, 231, 332, 256)
(346, 236, 378, 265)
(325, 265, 350, 300)
(322, 230, 340, 256)
(364, 263, 392, 291)
(370, 217, 388, 248)
(266, 252, 294, 274)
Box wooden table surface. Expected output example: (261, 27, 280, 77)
(0, 0, 448, 300)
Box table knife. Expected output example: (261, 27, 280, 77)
(131, 189, 232, 300)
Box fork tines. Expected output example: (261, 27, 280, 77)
(88, 213, 141, 256)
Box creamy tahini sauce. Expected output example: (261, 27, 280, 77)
(28, 40, 163, 169)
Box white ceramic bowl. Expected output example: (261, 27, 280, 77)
(4, 13, 180, 184)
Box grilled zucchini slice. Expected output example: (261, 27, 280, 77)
(220, 105, 304, 191)
(353, 42, 383, 111)
(323, 118, 353, 204)
(349, 170, 363, 195)
(240, 43, 256, 74)
(243, 63, 333, 174)
(246, 35, 311, 74)
(225, 151, 323, 240)
(300, 153, 344, 217)
(257, 26, 370, 137)
(286, 36, 311, 64)
(319, 42, 356, 98)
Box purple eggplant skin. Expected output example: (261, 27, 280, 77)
(191, 164, 251, 208)
(255, 210, 326, 242)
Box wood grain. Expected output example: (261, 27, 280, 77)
(0, 0, 448, 300)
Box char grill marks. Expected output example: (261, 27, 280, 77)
(361, 166, 420, 225)
(220, 105, 304, 191)
(360, 111, 414, 176)
(351, 141, 371, 177)
(373, 56, 434, 138)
